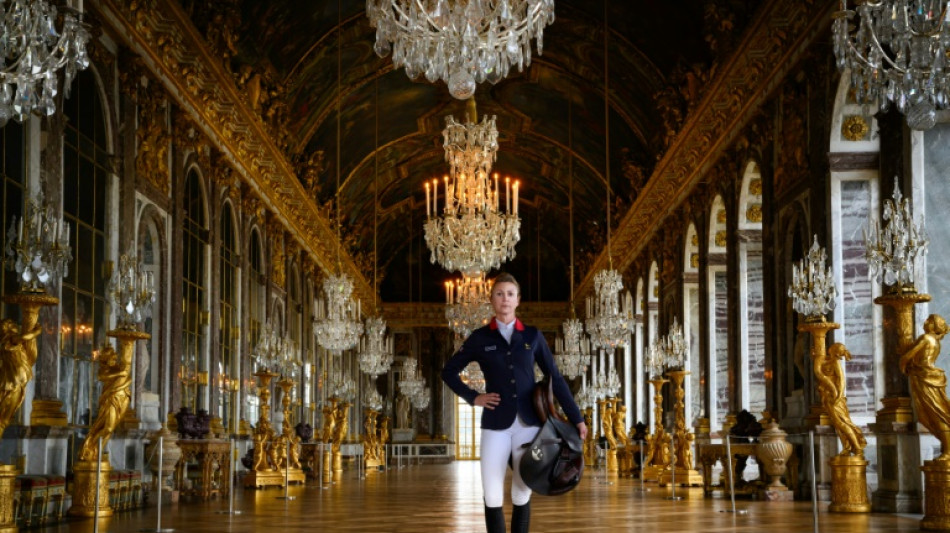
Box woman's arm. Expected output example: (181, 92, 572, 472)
(441, 338, 481, 406)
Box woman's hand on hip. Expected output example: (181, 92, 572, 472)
(474, 393, 501, 410)
(576, 422, 588, 440)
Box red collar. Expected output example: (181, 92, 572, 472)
(490, 318, 525, 331)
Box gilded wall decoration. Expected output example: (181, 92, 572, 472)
(773, 81, 809, 200)
(270, 228, 286, 290)
(749, 178, 763, 196)
(691, 253, 700, 268)
(716, 208, 727, 224)
(841, 115, 870, 142)
(691, 234, 699, 247)
(297, 150, 326, 199)
(746, 204, 763, 223)
(715, 230, 727, 248)
(134, 76, 170, 196)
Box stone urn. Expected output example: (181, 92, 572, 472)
(146, 425, 182, 492)
(295, 422, 314, 443)
(755, 421, 794, 488)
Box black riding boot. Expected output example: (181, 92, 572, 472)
(511, 501, 530, 533)
(485, 505, 506, 533)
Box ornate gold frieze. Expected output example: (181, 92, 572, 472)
(841, 115, 870, 141)
(691, 253, 699, 268)
(749, 177, 763, 196)
(91, 0, 373, 302)
(381, 301, 570, 331)
(716, 208, 727, 224)
(576, 0, 836, 299)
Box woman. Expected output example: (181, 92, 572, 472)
(442, 273, 588, 533)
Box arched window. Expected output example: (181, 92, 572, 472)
(707, 195, 729, 431)
(647, 261, 659, 428)
(683, 223, 702, 425)
(61, 69, 109, 426)
(245, 228, 265, 425)
(182, 169, 208, 411)
(218, 202, 238, 431)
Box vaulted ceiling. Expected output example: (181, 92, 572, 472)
(182, 0, 761, 302)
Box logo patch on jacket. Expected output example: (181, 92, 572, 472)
(484, 345, 497, 352)
(524, 343, 531, 349)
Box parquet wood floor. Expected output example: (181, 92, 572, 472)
(44, 462, 921, 532)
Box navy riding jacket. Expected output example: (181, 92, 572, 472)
(442, 319, 584, 430)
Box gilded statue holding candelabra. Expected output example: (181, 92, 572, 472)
(789, 236, 868, 512)
(0, 318, 41, 436)
(378, 415, 390, 463)
(613, 403, 633, 476)
(243, 370, 285, 489)
(600, 398, 618, 474)
(660, 369, 703, 487)
(276, 377, 305, 483)
(901, 314, 950, 529)
(642, 377, 669, 482)
(79, 344, 130, 461)
(582, 408, 597, 467)
(321, 397, 338, 484)
(332, 401, 350, 481)
(363, 409, 383, 470)
(818, 343, 867, 457)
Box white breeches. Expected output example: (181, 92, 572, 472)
(480, 416, 539, 507)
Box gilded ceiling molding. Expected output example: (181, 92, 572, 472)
(576, 0, 834, 300)
(381, 302, 570, 332)
(89, 0, 374, 303)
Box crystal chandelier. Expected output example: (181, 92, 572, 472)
(366, 0, 556, 99)
(662, 317, 689, 371)
(5, 192, 71, 292)
(788, 235, 838, 321)
(424, 100, 520, 275)
(584, 269, 631, 353)
(397, 357, 430, 409)
(328, 372, 357, 401)
(864, 178, 929, 293)
(646, 338, 666, 380)
(554, 318, 590, 379)
(575, 383, 593, 410)
(444, 272, 492, 337)
(107, 250, 156, 329)
(0, 0, 90, 124)
(833, 0, 950, 129)
(460, 361, 486, 393)
(358, 316, 394, 376)
(314, 273, 364, 353)
(252, 322, 284, 374)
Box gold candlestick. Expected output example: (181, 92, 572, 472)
(659, 370, 702, 487)
(243, 370, 284, 489)
(69, 327, 149, 518)
(642, 377, 669, 482)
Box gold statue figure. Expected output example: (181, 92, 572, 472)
(332, 402, 350, 454)
(378, 415, 390, 461)
(363, 410, 379, 463)
(322, 399, 337, 444)
(816, 343, 867, 456)
(601, 399, 616, 450)
(80, 344, 132, 461)
(0, 318, 41, 436)
(901, 314, 950, 461)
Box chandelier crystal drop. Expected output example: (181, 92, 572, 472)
(5, 192, 72, 292)
(358, 316, 394, 376)
(584, 269, 631, 353)
(444, 272, 493, 338)
(314, 273, 364, 353)
(833, 0, 950, 129)
(788, 235, 838, 321)
(366, 0, 556, 99)
(0, 0, 90, 124)
(424, 109, 520, 275)
(646, 338, 666, 379)
(864, 177, 929, 293)
(554, 318, 591, 379)
(107, 250, 156, 329)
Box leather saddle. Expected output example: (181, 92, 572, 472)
(519, 376, 584, 496)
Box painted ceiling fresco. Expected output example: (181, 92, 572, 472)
(212, 0, 760, 301)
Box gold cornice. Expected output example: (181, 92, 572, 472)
(576, 0, 834, 298)
(90, 0, 374, 303)
(382, 302, 571, 332)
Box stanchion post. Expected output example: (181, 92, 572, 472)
(215, 437, 242, 515)
(141, 435, 174, 532)
(634, 440, 649, 493)
(809, 430, 819, 533)
(277, 440, 296, 501)
(720, 434, 747, 515)
(666, 434, 682, 501)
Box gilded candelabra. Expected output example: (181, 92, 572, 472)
(642, 377, 669, 482)
(321, 397, 338, 485)
(70, 250, 154, 518)
(331, 401, 351, 481)
(790, 236, 869, 512)
(659, 370, 702, 486)
(362, 408, 383, 470)
(599, 398, 617, 473)
(277, 377, 305, 484)
(243, 370, 284, 489)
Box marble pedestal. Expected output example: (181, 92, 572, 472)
(870, 420, 922, 513)
(392, 428, 415, 443)
(782, 391, 806, 429)
(108, 430, 148, 471)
